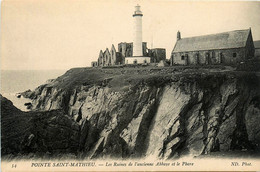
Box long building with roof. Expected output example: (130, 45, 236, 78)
(170, 28, 255, 65)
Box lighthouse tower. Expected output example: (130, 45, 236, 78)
(125, 5, 150, 64)
(133, 4, 143, 56)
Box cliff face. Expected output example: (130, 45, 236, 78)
(1, 95, 80, 158)
(17, 68, 260, 159)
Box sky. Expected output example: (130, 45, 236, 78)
(1, 0, 260, 70)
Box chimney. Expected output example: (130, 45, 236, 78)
(177, 31, 181, 40)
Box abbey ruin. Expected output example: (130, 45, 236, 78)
(91, 43, 166, 67)
(91, 5, 166, 67)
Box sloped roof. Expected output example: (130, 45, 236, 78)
(254, 40, 260, 49)
(173, 29, 251, 53)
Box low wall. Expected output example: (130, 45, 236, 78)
(125, 56, 151, 64)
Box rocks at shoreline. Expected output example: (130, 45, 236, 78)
(24, 102, 32, 109)
(20, 89, 35, 99)
(1, 95, 80, 158)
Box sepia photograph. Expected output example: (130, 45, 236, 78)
(1, 0, 260, 171)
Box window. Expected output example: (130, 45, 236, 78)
(144, 59, 147, 63)
(181, 55, 185, 60)
(212, 51, 215, 58)
(195, 53, 199, 64)
(134, 59, 137, 64)
(219, 52, 223, 63)
(233, 53, 237, 57)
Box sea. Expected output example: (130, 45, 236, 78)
(1, 70, 67, 111)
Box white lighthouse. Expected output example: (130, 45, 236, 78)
(133, 4, 143, 56)
(125, 5, 150, 64)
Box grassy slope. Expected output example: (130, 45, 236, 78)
(48, 65, 234, 91)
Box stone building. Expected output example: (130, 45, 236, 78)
(118, 42, 149, 58)
(91, 61, 98, 67)
(171, 29, 255, 65)
(118, 42, 133, 58)
(148, 48, 166, 63)
(254, 40, 260, 58)
(95, 42, 166, 67)
(97, 45, 123, 66)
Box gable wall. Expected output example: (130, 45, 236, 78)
(98, 53, 104, 66)
(110, 48, 117, 65)
(245, 32, 255, 59)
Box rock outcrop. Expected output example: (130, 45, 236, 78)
(1, 95, 80, 159)
(5, 67, 260, 159)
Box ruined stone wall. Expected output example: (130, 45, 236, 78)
(118, 43, 133, 57)
(110, 47, 117, 65)
(116, 52, 124, 65)
(91, 61, 98, 67)
(103, 50, 111, 66)
(96, 42, 165, 66)
(142, 42, 148, 56)
(149, 49, 166, 63)
(98, 51, 104, 66)
(118, 42, 148, 58)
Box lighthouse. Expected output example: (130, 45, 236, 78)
(133, 4, 143, 56)
(125, 5, 150, 64)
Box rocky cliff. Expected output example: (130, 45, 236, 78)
(5, 67, 260, 159)
(1, 95, 80, 159)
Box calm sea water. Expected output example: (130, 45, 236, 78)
(1, 70, 66, 111)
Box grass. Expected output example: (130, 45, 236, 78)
(36, 65, 259, 93)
